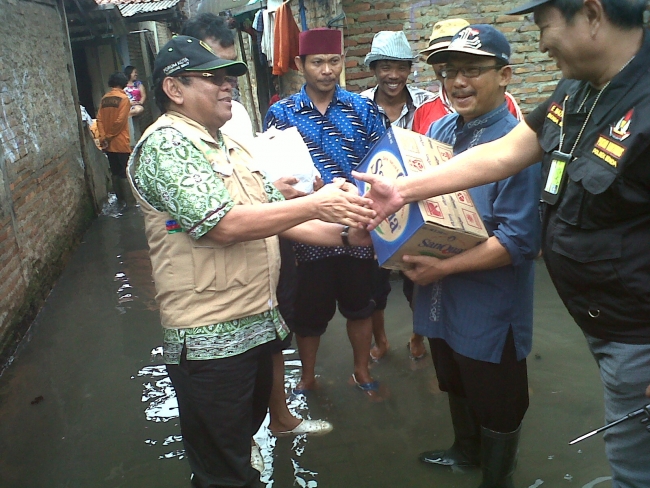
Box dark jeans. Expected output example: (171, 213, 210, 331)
(166, 342, 273, 488)
(429, 330, 529, 433)
(106, 152, 129, 177)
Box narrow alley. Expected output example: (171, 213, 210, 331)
(0, 205, 614, 487)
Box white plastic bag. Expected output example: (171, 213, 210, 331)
(252, 127, 320, 194)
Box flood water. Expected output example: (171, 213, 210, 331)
(0, 205, 617, 487)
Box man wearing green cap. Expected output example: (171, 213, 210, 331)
(127, 35, 375, 488)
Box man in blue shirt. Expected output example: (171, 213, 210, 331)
(404, 25, 541, 487)
(265, 28, 387, 397)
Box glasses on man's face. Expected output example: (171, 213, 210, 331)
(179, 72, 238, 86)
(440, 65, 501, 79)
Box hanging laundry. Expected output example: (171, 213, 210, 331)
(251, 8, 267, 66)
(261, 9, 275, 67)
(272, 1, 300, 75)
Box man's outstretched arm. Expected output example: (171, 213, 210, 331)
(353, 121, 543, 230)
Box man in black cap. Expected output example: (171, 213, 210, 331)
(355, 1, 650, 486)
(127, 35, 374, 488)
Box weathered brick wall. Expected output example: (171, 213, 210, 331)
(0, 0, 93, 364)
(342, 0, 558, 114)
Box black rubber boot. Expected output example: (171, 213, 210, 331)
(477, 424, 521, 488)
(419, 393, 481, 467)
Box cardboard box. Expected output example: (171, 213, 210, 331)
(356, 127, 489, 270)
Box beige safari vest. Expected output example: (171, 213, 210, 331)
(127, 112, 280, 329)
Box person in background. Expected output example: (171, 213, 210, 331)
(124, 66, 146, 117)
(96, 71, 132, 206)
(182, 13, 332, 437)
(360, 30, 435, 362)
(128, 35, 374, 487)
(265, 28, 387, 399)
(356, 1, 650, 485)
(413, 19, 523, 136)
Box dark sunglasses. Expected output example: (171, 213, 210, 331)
(177, 72, 238, 86)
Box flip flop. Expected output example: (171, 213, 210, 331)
(407, 342, 427, 361)
(273, 419, 333, 437)
(351, 373, 379, 392)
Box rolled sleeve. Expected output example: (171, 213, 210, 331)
(490, 163, 542, 266)
(262, 173, 286, 203)
(134, 127, 235, 239)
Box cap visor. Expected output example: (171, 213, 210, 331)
(365, 54, 418, 66)
(506, 0, 551, 15)
(429, 47, 499, 65)
(419, 40, 452, 56)
(186, 59, 248, 77)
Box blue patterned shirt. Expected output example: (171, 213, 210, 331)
(264, 85, 387, 261)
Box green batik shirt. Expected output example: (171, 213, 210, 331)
(134, 126, 289, 364)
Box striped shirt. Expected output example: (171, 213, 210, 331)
(360, 84, 435, 129)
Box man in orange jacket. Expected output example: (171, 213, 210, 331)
(97, 72, 132, 205)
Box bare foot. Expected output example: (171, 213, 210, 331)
(349, 374, 388, 402)
(294, 377, 318, 393)
(370, 340, 390, 361)
(409, 334, 426, 360)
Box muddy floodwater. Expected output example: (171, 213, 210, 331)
(0, 206, 618, 487)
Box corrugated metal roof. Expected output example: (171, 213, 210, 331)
(117, 0, 180, 16)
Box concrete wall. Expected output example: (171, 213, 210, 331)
(0, 0, 95, 365)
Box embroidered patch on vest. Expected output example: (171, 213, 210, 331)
(166, 220, 183, 233)
(610, 109, 633, 142)
(546, 102, 564, 126)
(592, 135, 626, 168)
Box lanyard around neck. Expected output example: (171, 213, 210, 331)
(558, 81, 610, 157)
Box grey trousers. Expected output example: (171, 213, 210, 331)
(584, 333, 650, 488)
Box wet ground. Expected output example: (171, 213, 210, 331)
(0, 204, 615, 488)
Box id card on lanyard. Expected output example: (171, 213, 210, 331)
(541, 150, 572, 205)
(540, 82, 608, 206)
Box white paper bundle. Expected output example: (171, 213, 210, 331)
(252, 126, 320, 194)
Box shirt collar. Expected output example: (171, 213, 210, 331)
(163, 111, 243, 176)
(362, 84, 432, 108)
(163, 111, 220, 145)
(294, 84, 352, 112)
(456, 102, 510, 132)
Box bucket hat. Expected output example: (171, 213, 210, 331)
(364, 31, 418, 66)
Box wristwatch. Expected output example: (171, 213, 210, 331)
(340, 225, 351, 247)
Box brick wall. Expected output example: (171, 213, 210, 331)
(268, 0, 555, 113)
(342, 0, 559, 114)
(0, 0, 94, 365)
